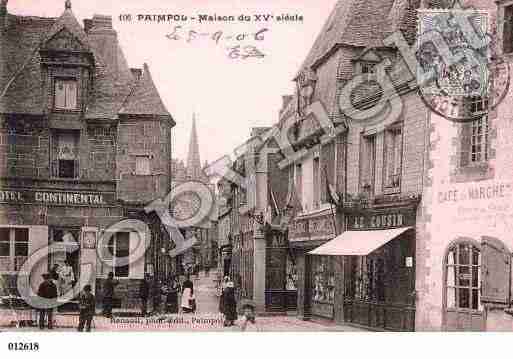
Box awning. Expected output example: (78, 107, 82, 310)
(308, 227, 412, 256)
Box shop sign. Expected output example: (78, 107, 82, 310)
(82, 231, 97, 250)
(0, 189, 116, 206)
(346, 208, 415, 231)
(288, 213, 335, 241)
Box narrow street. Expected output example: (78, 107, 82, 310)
(1, 271, 367, 332)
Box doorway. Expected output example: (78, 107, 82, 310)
(443, 240, 485, 331)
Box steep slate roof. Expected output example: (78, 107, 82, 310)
(0, 5, 172, 121)
(298, 0, 407, 73)
(0, 14, 55, 114)
(119, 63, 171, 118)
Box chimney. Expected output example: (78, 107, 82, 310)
(91, 14, 113, 29)
(0, 0, 7, 30)
(130, 68, 142, 81)
(83, 19, 93, 34)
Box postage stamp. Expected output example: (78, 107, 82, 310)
(417, 9, 490, 97)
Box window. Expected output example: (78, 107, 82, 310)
(135, 155, 151, 175)
(54, 79, 78, 110)
(360, 134, 376, 194)
(445, 242, 482, 311)
(503, 5, 513, 54)
(469, 96, 488, 115)
(53, 130, 79, 178)
(101, 232, 130, 278)
(311, 256, 335, 305)
(384, 126, 402, 189)
(313, 157, 320, 209)
(0, 228, 29, 272)
(360, 62, 376, 75)
(471, 116, 488, 163)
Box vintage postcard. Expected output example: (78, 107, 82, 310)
(1, 1, 513, 347)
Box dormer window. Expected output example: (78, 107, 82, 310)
(360, 62, 376, 74)
(54, 78, 78, 110)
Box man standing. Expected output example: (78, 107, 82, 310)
(37, 273, 58, 330)
(139, 275, 150, 316)
(77, 285, 95, 332)
(102, 272, 118, 318)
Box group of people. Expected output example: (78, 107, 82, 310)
(138, 274, 197, 316)
(36, 269, 259, 332)
(36, 272, 95, 332)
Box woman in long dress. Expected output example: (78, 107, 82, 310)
(222, 281, 237, 327)
(181, 277, 195, 313)
(58, 259, 75, 296)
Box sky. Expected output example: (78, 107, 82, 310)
(9, 0, 338, 164)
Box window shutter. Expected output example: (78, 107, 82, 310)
(459, 123, 472, 167)
(129, 231, 145, 279)
(481, 236, 511, 305)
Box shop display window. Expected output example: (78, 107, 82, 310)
(311, 256, 335, 304)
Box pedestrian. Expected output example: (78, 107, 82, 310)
(165, 276, 180, 314)
(139, 275, 150, 317)
(222, 280, 237, 327)
(181, 276, 196, 313)
(204, 263, 210, 277)
(102, 272, 118, 318)
(218, 276, 230, 311)
(58, 259, 75, 295)
(240, 303, 260, 332)
(37, 273, 58, 330)
(49, 264, 60, 294)
(77, 284, 95, 332)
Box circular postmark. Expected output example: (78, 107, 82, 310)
(416, 5, 510, 123)
(418, 50, 510, 123)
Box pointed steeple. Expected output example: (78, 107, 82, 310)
(186, 113, 202, 180)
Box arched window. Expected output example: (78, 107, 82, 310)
(445, 241, 482, 311)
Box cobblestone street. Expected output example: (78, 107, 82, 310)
(1, 272, 367, 332)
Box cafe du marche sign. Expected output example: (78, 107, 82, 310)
(0, 189, 115, 206)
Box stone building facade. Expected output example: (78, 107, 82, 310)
(415, 0, 513, 331)
(0, 2, 175, 309)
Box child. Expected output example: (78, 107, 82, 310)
(240, 303, 260, 332)
(78, 285, 95, 332)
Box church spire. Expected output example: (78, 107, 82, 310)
(186, 113, 202, 180)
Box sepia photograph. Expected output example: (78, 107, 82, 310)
(0, 1, 512, 355)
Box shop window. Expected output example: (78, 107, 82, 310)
(313, 157, 320, 209)
(135, 155, 151, 176)
(52, 130, 79, 178)
(0, 228, 29, 272)
(54, 78, 78, 110)
(384, 125, 402, 190)
(360, 134, 376, 194)
(445, 242, 482, 311)
(311, 256, 335, 305)
(503, 5, 513, 54)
